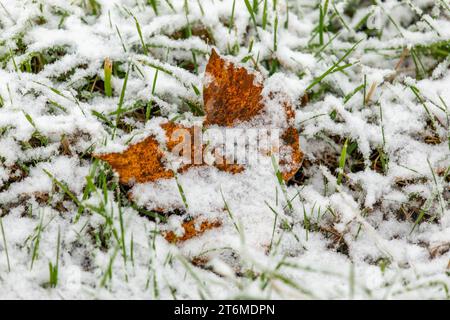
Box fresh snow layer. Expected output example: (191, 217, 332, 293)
(0, 0, 449, 299)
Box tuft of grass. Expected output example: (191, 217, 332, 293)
(244, 0, 258, 30)
(306, 39, 362, 92)
(0, 217, 11, 272)
(48, 227, 61, 288)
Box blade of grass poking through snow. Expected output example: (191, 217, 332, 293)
(148, 0, 158, 15)
(30, 212, 44, 270)
(440, 0, 450, 11)
(302, 203, 311, 240)
(165, 0, 175, 12)
(175, 174, 188, 209)
(196, 0, 204, 16)
(318, 4, 324, 45)
(244, 0, 258, 30)
(410, 194, 435, 234)
(43, 169, 84, 211)
(349, 264, 355, 299)
(221, 189, 240, 235)
(117, 188, 127, 264)
(146, 68, 158, 121)
(229, 0, 236, 32)
(273, 14, 278, 52)
(437, 95, 450, 150)
(135, 19, 148, 55)
(100, 245, 119, 287)
(104, 58, 112, 97)
(191, 50, 198, 74)
(9, 47, 19, 73)
(184, 0, 192, 37)
(337, 138, 348, 185)
(0, 1, 14, 22)
(408, 85, 437, 130)
(363, 74, 367, 106)
(344, 83, 364, 104)
(265, 201, 280, 253)
(115, 25, 127, 52)
(114, 62, 131, 136)
(427, 158, 445, 217)
(332, 0, 350, 31)
(48, 227, 60, 288)
(252, 0, 258, 13)
(284, 0, 289, 28)
(306, 39, 362, 91)
(0, 217, 11, 272)
(130, 233, 134, 267)
(131, 203, 167, 222)
(271, 155, 292, 211)
(315, 31, 340, 58)
(177, 255, 211, 299)
(262, 0, 268, 30)
(379, 103, 386, 146)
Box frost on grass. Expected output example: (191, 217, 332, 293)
(0, 0, 449, 299)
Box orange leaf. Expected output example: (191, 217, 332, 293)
(163, 219, 222, 243)
(204, 50, 303, 180)
(95, 121, 244, 185)
(203, 49, 264, 127)
(95, 135, 173, 185)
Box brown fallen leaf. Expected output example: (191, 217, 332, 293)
(203, 49, 264, 127)
(95, 134, 174, 185)
(95, 121, 244, 185)
(204, 50, 303, 181)
(163, 218, 222, 243)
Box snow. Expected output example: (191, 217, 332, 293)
(0, 0, 449, 299)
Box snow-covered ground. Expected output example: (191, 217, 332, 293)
(0, 0, 449, 299)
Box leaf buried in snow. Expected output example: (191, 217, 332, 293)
(95, 121, 244, 185)
(163, 219, 222, 243)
